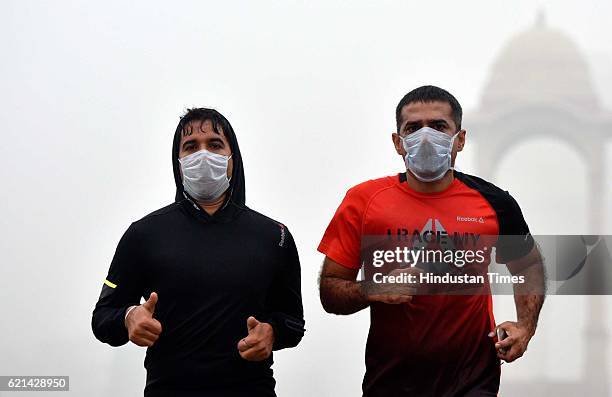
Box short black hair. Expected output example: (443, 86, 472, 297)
(177, 107, 230, 138)
(395, 85, 462, 132)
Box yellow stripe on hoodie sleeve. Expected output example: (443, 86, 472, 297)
(104, 279, 117, 289)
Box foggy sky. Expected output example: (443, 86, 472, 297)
(1, 1, 611, 396)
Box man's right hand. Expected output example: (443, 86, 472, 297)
(320, 257, 420, 315)
(125, 292, 162, 347)
(365, 267, 422, 304)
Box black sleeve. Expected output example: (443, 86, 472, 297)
(91, 223, 145, 347)
(495, 191, 535, 265)
(265, 227, 305, 351)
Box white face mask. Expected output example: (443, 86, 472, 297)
(401, 126, 459, 182)
(178, 149, 232, 203)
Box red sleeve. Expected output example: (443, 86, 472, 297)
(317, 186, 369, 270)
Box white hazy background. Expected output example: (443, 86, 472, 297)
(1, 1, 612, 396)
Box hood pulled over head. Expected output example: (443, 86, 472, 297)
(171, 108, 245, 207)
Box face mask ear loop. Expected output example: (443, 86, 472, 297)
(221, 153, 234, 210)
(449, 130, 461, 170)
(450, 130, 461, 145)
(226, 154, 232, 183)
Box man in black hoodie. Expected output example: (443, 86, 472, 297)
(92, 108, 305, 397)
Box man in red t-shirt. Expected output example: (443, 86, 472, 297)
(318, 85, 545, 396)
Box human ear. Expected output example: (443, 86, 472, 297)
(392, 133, 405, 156)
(227, 155, 234, 178)
(456, 129, 466, 152)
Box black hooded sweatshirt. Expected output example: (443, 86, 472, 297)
(92, 109, 305, 397)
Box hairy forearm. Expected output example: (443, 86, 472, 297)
(319, 276, 369, 315)
(513, 263, 546, 335)
(514, 293, 544, 335)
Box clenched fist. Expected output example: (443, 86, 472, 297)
(236, 316, 275, 361)
(125, 292, 163, 347)
(489, 321, 534, 363)
(365, 267, 422, 304)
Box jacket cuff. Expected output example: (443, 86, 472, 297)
(266, 313, 305, 351)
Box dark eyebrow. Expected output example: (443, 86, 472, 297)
(402, 121, 422, 132)
(182, 138, 197, 149)
(208, 137, 225, 145)
(429, 119, 449, 125)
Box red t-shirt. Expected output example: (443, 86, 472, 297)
(318, 171, 534, 397)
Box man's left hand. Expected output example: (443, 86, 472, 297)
(237, 316, 275, 361)
(489, 321, 534, 363)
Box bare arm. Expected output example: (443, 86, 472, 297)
(319, 257, 369, 315)
(319, 257, 414, 315)
(494, 244, 546, 362)
(510, 244, 546, 335)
